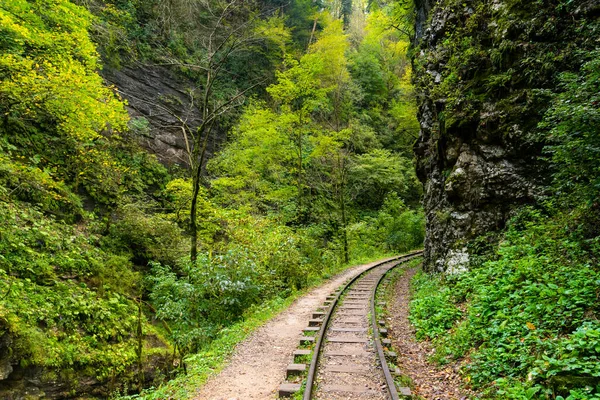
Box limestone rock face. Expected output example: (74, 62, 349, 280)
(411, 0, 598, 271)
(102, 65, 224, 168)
(0, 333, 13, 381)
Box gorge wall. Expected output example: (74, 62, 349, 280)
(102, 64, 226, 168)
(412, 0, 600, 272)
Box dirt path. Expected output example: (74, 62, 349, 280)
(387, 267, 470, 400)
(193, 257, 400, 400)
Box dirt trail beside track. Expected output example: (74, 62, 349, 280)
(387, 267, 471, 400)
(193, 257, 399, 400)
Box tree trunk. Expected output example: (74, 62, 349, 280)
(136, 299, 144, 391)
(296, 114, 304, 220)
(308, 17, 319, 49)
(340, 184, 349, 264)
(189, 122, 213, 263)
(338, 153, 349, 264)
(190, 163, 202, 263)
(298, 132, 303, 212)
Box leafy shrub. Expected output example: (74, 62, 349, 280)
(0, 150, 83, 220)
(348, 192, 425, 259)
(540, 51, 600, 204)
(147, 251, 262, 354)
(103, 203, 186, 267)
(409, 205, 600, 398)
(0, 0, 130, 207)
(409, 272, 462, 340)
(0, 201, 169, 387)
(531, 322, 600, 396)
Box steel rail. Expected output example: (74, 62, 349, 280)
(302, 250, 423, 400)
(371, 258, 407, 400)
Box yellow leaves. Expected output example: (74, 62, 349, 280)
(526, 322, 536, 331)
(0, 12, 32, 42)
(267, 12, 350, 109)
(0, 0, 130, 201)
(254, 16, 291, 54)
(308, 17, 350, 86)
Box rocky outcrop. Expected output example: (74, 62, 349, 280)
(0, 330, 170, 400)
(412, 0, 599, 271)
(102, 64, 224, 168)
(0, 332, 13, 381)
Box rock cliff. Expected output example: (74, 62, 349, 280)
(0, 327, 169, 400)
(412, 0, 600, 271)
(102, 64, 224, 168)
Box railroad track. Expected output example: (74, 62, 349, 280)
(279, 251, 423, 399)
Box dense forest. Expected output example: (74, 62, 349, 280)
(0, 0, 423, 397)
(1, 0, 599, 399)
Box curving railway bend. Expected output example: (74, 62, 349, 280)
(280, 251, 422, 399)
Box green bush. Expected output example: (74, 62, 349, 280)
(409, 272, 462, 340)
(348, 192, 425, 259)
(409, 205, 600, 398)
(0, 201, 169, 388)
(540, 51, 600, 205)
(147, 250, 262, 354)
(0, 150, 83, 221)
(103, 203, 186, 267)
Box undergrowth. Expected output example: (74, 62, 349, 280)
(122, 253, 396, 399)
(410, 205, 600, 399)
(0, 200, 171, 392)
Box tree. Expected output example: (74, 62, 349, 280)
(348, 7, 418, 155)
(310, 129, 353, 262)
(208, 104, 298, 212)
(158, 0, 289, 262)
(349, 149, 418, 209)
(267, 16, 350, 223)
(540, 52, 600, 204)
(0, 0, 129, 207)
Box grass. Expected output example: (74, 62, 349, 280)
(120, 251, 399, 400)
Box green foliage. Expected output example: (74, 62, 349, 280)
(0, 1, 177, 394)
(348, 8, 417, 155)
(349, 149, 421, 209)
(540, 51, 600, 204)
(348, 192, 424, 259)
(102, 203, 186, 266)
(531, 322, 600, 392)
(212, 11, 423, 265)
(147, 252, 262, 353)
(0, 0, 132, 206)
(208, 105, 298, 213)
(0, 148, 83, 221)
(0, 201, 112, 285)
(0, 201, 169, 389)
(268, 17, 347, 115)
(0, 0, 423, 396)
(410, 204, 600, 398)
(128, 292, 300, 399)
(409, 272, 462, 340)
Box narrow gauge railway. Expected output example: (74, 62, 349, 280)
(280, 251, 423, 399)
